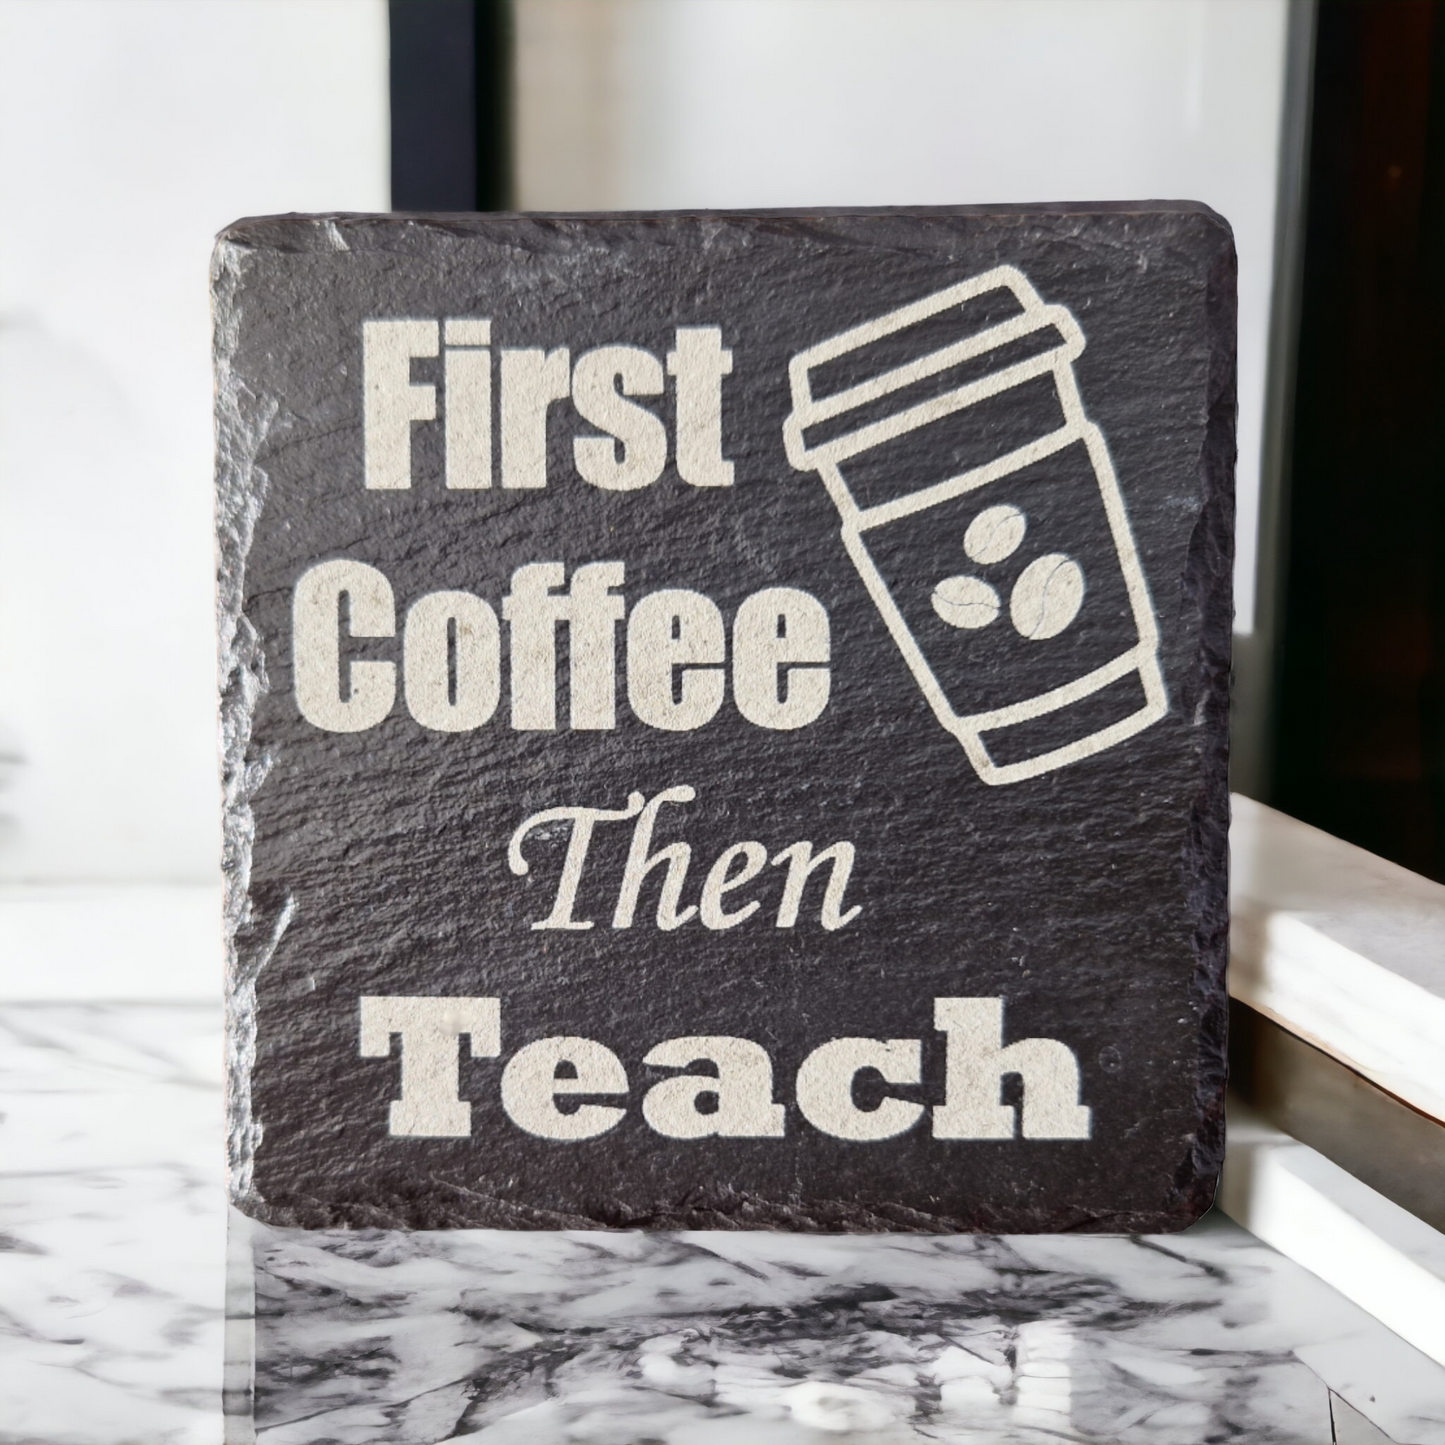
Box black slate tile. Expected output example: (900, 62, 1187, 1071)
(215, 205, 1234, 1231)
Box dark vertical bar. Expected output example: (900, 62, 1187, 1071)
(474, 0, 513, 211)
(390, 0, 510, 211)
(1272, 0, 1445, 876)
(1231, 0, 1317, 801)
(1419, 8, 1445, 863)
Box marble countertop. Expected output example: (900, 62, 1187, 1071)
(5, 1002, 1445, 1444)
(1230, 797, 1445, 1124)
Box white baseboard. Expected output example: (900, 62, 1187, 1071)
(1222, 1099, 1445, 1372)
(1231, 795, 1445, 1125)
(0, 883, 223, 1000)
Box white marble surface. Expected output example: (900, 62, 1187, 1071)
(6, 1002, 1445, 1445)
(240, 1220, 1332, 1444)
(0, 1003, 226, 1444)
(236, 1216, 1445, 1445)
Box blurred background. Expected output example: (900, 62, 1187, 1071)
(7, 12, 1445, 1441)
(3, 0, 1444, 988)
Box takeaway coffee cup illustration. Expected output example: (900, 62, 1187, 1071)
(783, 265, 1168, 786)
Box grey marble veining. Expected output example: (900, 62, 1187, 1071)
(0, 1002, 226, 1444)
(6, 1002, 1445, 1445)
(239, 1220, 1339, 1444)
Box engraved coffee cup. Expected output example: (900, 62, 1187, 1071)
(783, 265, 1167, 785)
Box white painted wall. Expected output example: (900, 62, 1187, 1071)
(516, 0, 1289, 634)
(0, 0, 1287, 890)
(0, 0, 389, 883)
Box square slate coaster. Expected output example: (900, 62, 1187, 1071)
(216, 205, 1233, 1232)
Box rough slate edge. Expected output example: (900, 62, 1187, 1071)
(1188, 201, 1235, 1228)
(213, 203, 1235, 1232)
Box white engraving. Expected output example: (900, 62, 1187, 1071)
(358, 994, 1087, 1143)
(641, 1036, 786, 1138)
(795, 1037, 924, 1141)
(964, 503, 1027, 565)
(783, 265, 1168, 785)
(501, 1036, 627, 1139)
(358, 995, 500, 1137)
(403, 590, 501, 730)
(932, 574, 1001, 630)
(1010, 553, 1086, 640)
(933, 997, 1091, 1140)
(293, 560, 396, 732)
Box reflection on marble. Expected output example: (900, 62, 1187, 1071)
(7, 1002, 1445, 1445)
(0, 1003, 226, 1445)
(239, 1219, 1339, 1444)
(240, 1213, 1445, 1443)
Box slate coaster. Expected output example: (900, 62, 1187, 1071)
(215, 205, 1234, 1232)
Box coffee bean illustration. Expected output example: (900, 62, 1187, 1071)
(1010, 553, 1085, 640)
(964, 504, 1027, 565)
(932, 574, 1001, 629)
